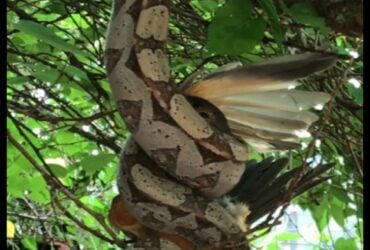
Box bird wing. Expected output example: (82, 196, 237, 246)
(184, 53, 336, 150)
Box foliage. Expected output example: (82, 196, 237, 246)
(7, 0, 362, 249)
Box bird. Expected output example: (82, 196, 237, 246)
(183, 52, 336, 232)
(109, 53, 337, 249)
(183, 53, 337, 151)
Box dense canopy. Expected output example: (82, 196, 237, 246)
(7, 0, 363, 249)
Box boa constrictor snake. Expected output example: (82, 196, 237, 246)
(104, 0, 337, 248)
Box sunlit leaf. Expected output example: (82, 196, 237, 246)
(14, 20, 89, 58)
(348, 85, 363, 105)
(22, 236, 37, 250)
(80, 154, 116, 174)
(197, 0, 220, 13)
(287, 2, 329, 32)
(7, 220, 15, 238)
(334, 237, 357, 250)
(309, 196, 329, 232)
(48, 163, 69, 177)
(207, 0, 266, 55)
(258, 0, 284, 45)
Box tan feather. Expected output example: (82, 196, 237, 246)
(227, 120, 299, 141)
(221, 106, 308, 134)
(185, 78, 299, 100)
(212, 90, 330, 112)
(237, 137, 300, 151)
(185, 53, 336, 99)
(228, 120, 302, 151)
(185, 53, 336, 150)
(220, 104, 320, 125)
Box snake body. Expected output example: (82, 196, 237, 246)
(105, 0, 248, 198)
(105, 0, 249, 247)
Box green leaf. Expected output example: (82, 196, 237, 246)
(287, 2, 329, 32)
(334, 237, 357, 250)
(309, 196, 329, 232)
(357, 220, 363, 239)
(47, 3, 68, 15)
(275, 232, 301, 241)
(24, 175, 50, 204)
(267, 243, 278, 250)
(356, 110, 363, 121)
(8, 153, 33, 174)
(207, 0, 266, 55)
(330, 197, 345, 227)
(7, 76, 30, 85)
(198, 0, 220, 13)
(83, 214, 98, 228)
(29, 190, 50, 204)
(30, 63, 60, 83)
(104, 166, 118, 184)
(29, 175, 48, 192)
(65, 65, 89, 80)
(330, 185, 350, 203)
(48, 163, 69, 177)
(34, 13, 61, 22)
(81, 196, 106, 213)
(80, 154, 116, 174)
(257, 0, 284, 45)
(55, 131, 79, 144)
(7, 174, 30, 198)
(14, 20, 88, 58)
(358, 204, 363, 218)
(322, 139, 338, 158)
(344, 208, 357, 217)
(348, 85, 363, 105)
(22, 237, 37, 250)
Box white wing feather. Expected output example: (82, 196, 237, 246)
(185, 53, 336, 150)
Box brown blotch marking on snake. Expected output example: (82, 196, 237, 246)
(125, 180, 155, 204)
(185, 173, 220, 190)
(117, 100, 143, 132)
(120, 154, 139, 170)
(126, 44, 142, 75)
(141, 212, 167, 230)
(167, 206, 192, 220)
(135, 38, 164, 51)
(194, 142, 228, 165)
(125, 0, 142, 18)
(175, 225, 225, 247)
(151, 82, 175, 103)
(104, 49, 124, 74)
(150, 147, 180, 175)
(126, 142, 177, 181)
(142, 0, 171, 9)
(201, 133, 235, 159)
(173, 227, 200, 243)
(180, 195, 209, 216)
(150, 95, 176, 125)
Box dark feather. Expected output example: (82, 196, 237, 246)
(226, 159, 334, 224)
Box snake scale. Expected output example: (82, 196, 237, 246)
(104, 0, 337, 248)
